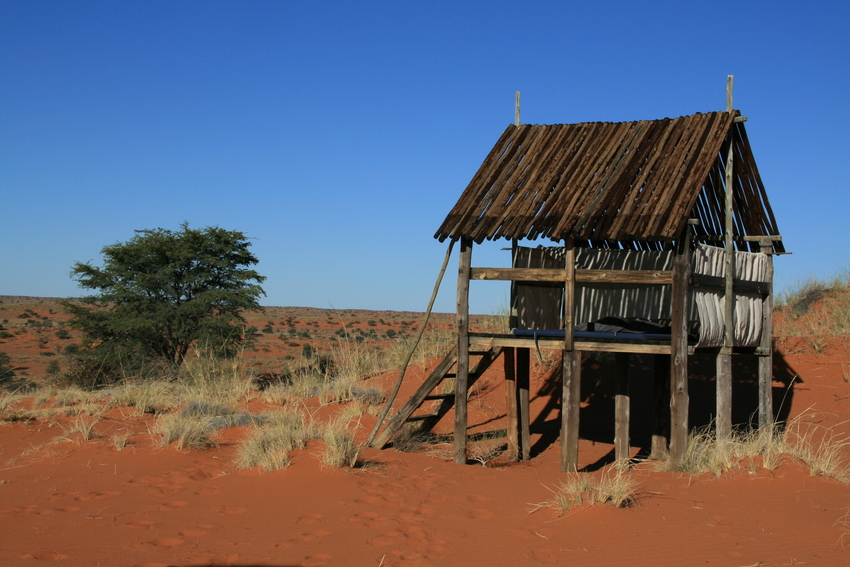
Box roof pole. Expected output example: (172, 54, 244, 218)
(718, 75, 736, 441)
(515, 91, 521, 126)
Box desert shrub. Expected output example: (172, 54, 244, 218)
(0, 352, 15, 387)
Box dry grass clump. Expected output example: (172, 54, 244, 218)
(154, 401, 255, 450)
(261, 350, 385, 408)
(61, 415, 101, 441)
(0, 391, 32, 423)
(177, 354, 253, 405)
(110, 380, 177, 415)
(677, 418, 850, 484)
(531, 469, 639, 515)
(235, 409, 317, 471)
(320, 414, 360, 468)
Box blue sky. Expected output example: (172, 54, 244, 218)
(1, 0, 848, 314)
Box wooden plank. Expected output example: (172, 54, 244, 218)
(652, 354, 670, 460)
(759, 240, 775, 427)
(690, 273, 770, 295)
(454, 238, 472, 464)
(504, 348, 518, 461)
(470, 267, 673, 284)
(561, 348, 582, 472)
(614, 352, 630, 465)
(576, 269, 672, 284)
(517, 347, 531, 461)
(467, 334, 680, 354)
(471, 267, 567, 282)
(668, 231, 691, 467)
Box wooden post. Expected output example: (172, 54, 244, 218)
(652, 354, 671, 459)
(454, 237, 472, 464)
(614, 352, 630, 465)
(669, 229, 691, 467)
(561, 238, 580, 472)
(758, 239, 775, 427)
(562, 349, 581, 472)
(504, 348, 519, 460)
(515, 91, 521, 127)
(517, 347, 531, 460)
(717, 116, 735, 440)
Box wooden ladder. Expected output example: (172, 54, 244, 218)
(368, 345, 503, 449)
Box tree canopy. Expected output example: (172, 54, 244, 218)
(65, 223, 266, 373)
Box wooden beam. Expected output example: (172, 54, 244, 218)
(614, 352, 630, 465)
(564, 239, 575, 351)
(652, 354, 671, 460)
(717, 123, 736, 442)
(561, 348, 581, 472)
(470, 267, 673, 285)
(669, 229, 691, 467)
(759, 240, 775, 427)
(517, 347, 531, 460)
(454, 238, 472, 464)
(467, 334, 685, 354)
(504, 348, 518, 461)
(716, 352, 732, 439)
(690, 273, 770, 295)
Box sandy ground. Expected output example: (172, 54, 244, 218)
(2, 339, 850, 567)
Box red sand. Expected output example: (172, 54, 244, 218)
(2, 299, 850, 566)
(2, 347, 850, 567)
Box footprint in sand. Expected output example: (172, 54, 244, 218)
(467, 508, 494, 520)
(195, 486, 220, 496)
(179, 528, 207, 537)
(296, 513, 324, 524)
(299, 555, 332, 567)
(466, 494, 491, 503)
(127, 520, 155, 530)
(218, 506, 247, 515)
(160, 500, 188, 510)
(22, 551, 68, 560)
(76, 491, 121, 501)
(150, 538, 184, 547)
(185, 552, 239, 566)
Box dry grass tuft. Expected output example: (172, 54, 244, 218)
(61, 415, 101, 441)
(235, 409, 317, 472)
(676, 417, 850, 484)
(530, 469, 639, 515)
(320, 415, 360, 468)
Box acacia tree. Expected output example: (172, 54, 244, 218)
(64, 223, 266, 374)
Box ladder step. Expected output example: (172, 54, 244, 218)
(441, 372, 479, 380)
(423, 393, 454, 400)
(406, 413, 439, 422)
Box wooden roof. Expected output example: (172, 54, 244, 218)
(435, 111, 784, 252)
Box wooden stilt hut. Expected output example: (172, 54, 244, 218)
(370, 95, 784, 472)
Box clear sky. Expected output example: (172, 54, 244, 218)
(1, 0, 848, 314)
